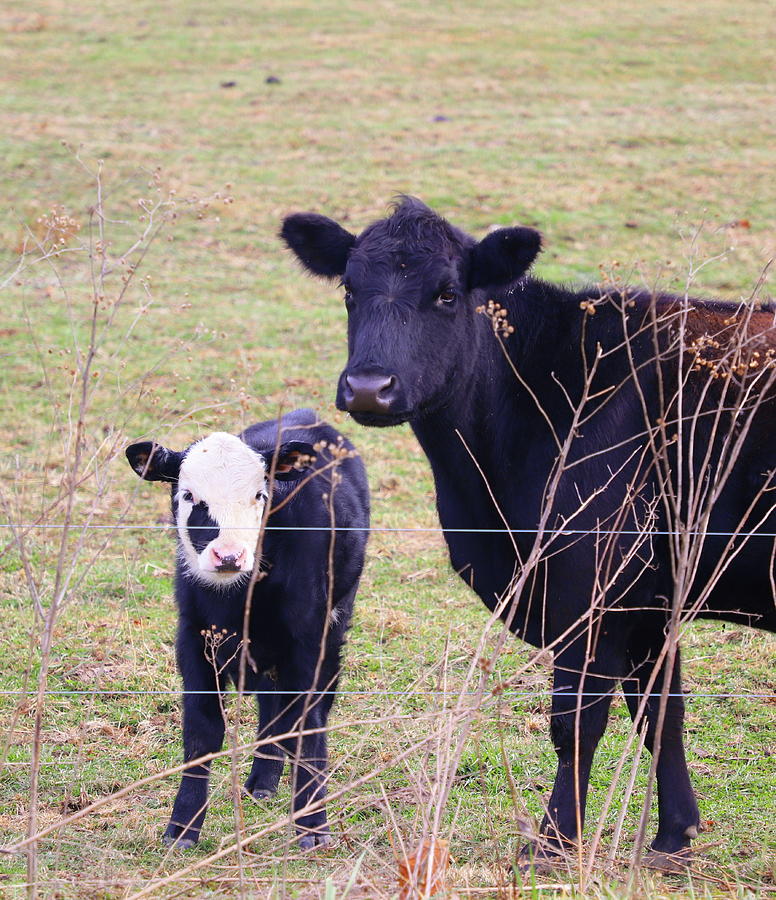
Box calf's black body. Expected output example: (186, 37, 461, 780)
(127, 409, 369, 849)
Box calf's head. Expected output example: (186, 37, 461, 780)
(281, 196, 541, 426)
(126, 433, 313, 588)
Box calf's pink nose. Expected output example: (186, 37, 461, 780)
(210, 545, 247, 572)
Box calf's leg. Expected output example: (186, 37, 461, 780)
(286, 709, 330, 850)
(271, 651, 340, 849)
(244, 675, 285, 799)
(164, 627, 226, 848)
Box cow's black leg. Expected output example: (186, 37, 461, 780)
(244, 674, 285, 800)
(520, 656, 617, 868)
(624, 641, 699, 869)
(164, 625, 226, 849)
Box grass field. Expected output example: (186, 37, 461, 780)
(0, 1, 774, 897)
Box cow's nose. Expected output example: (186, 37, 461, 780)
(343, 373, 399, 413)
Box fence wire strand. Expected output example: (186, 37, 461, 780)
(0, 689, 773, 698)
(5, 522, 776, 537)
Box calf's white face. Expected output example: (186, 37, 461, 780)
(127, 429, 316, 591)
(176, 433, 268, 587)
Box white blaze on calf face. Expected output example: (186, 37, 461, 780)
(175, 433, 268, 587)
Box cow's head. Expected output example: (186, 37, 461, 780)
(126, 433, 314, 588)
(281, 196, 541, 426)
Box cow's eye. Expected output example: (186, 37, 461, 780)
(181, 490, 194, 503)
(340, 281, 353, 305)
(255, 490, 267, 502)
(435, 289, 456, 307)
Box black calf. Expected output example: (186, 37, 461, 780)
(126, 409, 369, 848)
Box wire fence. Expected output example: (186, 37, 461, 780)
(3, 508, 773, 745)
(5, 523, 776, 537)
(3, 519, 773, 702)
(2, 689, 773, 698)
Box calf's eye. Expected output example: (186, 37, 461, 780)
(435, 289, 456, 306)
(181, 490, 195, 503)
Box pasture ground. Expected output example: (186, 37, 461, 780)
(0, 1, 774, 897)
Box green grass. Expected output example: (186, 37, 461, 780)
(1, 1, 774, 897)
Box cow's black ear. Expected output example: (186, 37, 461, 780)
(126, 441, 182, 482)
(280, 213, 356, 279)
(264, 441, 316, 481)
(468, 226, 542, 290)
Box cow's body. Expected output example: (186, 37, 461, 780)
(127, 409, 369, 849)
(281, 198, 776, 868)
(411, 290, 776, 635)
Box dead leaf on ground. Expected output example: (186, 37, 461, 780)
(396, 837, 452, 900)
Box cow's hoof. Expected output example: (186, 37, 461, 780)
(245, 787, 276, 801)
(162, 833, 198, 850)
(517, 843, 568, 876)
(643, 848, 692, 874)
(298, 831, 333, 851)
(244, 770, 281, 798)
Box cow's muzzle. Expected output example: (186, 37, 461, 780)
(339, 371, 401, 414)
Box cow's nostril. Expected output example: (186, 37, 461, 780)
(344, 373, 400, 413)
(378, 375, 397, 399)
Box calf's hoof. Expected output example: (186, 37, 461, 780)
(162, 832, 198, 850)
(643, 848, 692, 874)
(298, 830, 333, 851)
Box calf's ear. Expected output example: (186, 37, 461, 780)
(280, 213, 356, 279)
(126, 442, 182, 482)
(263, 441, 317, 481)
(468, 226, 542, 290)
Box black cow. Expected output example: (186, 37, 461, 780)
(126, 409, 369, 849)
(281, 198, 776, 870)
